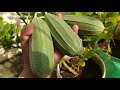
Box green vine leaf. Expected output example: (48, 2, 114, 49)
(0, 17, 3, 29)
(106, 12, 119, 17)
(79, 60, 85, 67)
(96, 12, 108, 22)
(84, 50, 95, 59)
(2, 23, 11, 34)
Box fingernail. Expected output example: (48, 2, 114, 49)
(56, 12, 62, 19)
(72, 25, 79, 33)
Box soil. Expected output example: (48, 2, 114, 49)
(80, 58, 102, 78)
(51, 58, 102, 78)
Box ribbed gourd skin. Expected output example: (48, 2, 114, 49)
(29, 17, 54, 78)
(62, 15, 105, 36)
(45, 13, 83, 57)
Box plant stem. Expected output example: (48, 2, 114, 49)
(112, 38, 115, 46)
(62, 60, 79, 76)
(16, 12, 27, 25)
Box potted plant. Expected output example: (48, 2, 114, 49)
(44, 12, 107, 78)
(72, 12, 120, 78)
(52, 12, 120, 78)
(56, 54, 106, 78)
(19, 12, 120, 78)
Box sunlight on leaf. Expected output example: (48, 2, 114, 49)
(106, 12, 119, 17)
(79, 60, 85, 67)
(2, 23, 11, 34)
(15, 25, 21, 35)
(115, 16, 120, 22)
(84, 50, 95, 59)
(73, 12, 94, 16)
(107, 44, 111, 53)
(0, 17, 3, 29)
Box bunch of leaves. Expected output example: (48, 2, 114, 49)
(55, 12, 120, 77)
(78, 47, 95, 67)
(0, 17, 21, 52)
(96, 12, 120, 30)
(83, 29, 113, 54)
(59, 46, 95, 77)
(0, 12, 57, 52)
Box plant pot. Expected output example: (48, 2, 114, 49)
(96, 47, 120, 78)
(56, 54, 106, 78)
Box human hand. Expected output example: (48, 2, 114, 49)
(19, 13, 79, 78)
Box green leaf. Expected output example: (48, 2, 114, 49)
(105, 22, 113, 28)
(107, 44, 111, 53)
(106, 12, 119, 17)
(84, 50, 95, 59)
(15, 25, 21, 35)
(22, 12, 29, 15)
(100, 32, 113, 40)
(83, 36, 92, 42)
(30, 12, 36, 17)
(5, 33, 11, 41)
(105, 17, 118, 28)
(0, 17, 3, 29)
(83, 36, 99, 45)
(97, 12, 108, 22)
(79, 60, 85, 67)
(115, 16, 120, 22)
(73, 12, 94, 16)
(73, 12, 82, 15)
(105, 14, 120, 28)
(0, 33, 3, 40)
(105, 17, 116, 23)
(2, 23, 11, 34)
(16, 35, 20, 44)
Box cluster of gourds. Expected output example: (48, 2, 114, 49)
(29, 13, 120, 78)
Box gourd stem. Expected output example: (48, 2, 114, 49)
(62, 60, 79, 76)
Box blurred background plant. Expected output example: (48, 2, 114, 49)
(0, 12, 57, 52)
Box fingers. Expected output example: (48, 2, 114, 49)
(21, 23, 34, 45)
(21, 23, 34, 37)
(56, 12, 62, 19)
(54, 47, 63, 68)
(72, 25, 79, 34)
(56, 12, 79, 34)
(21, 23, 34, 71)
